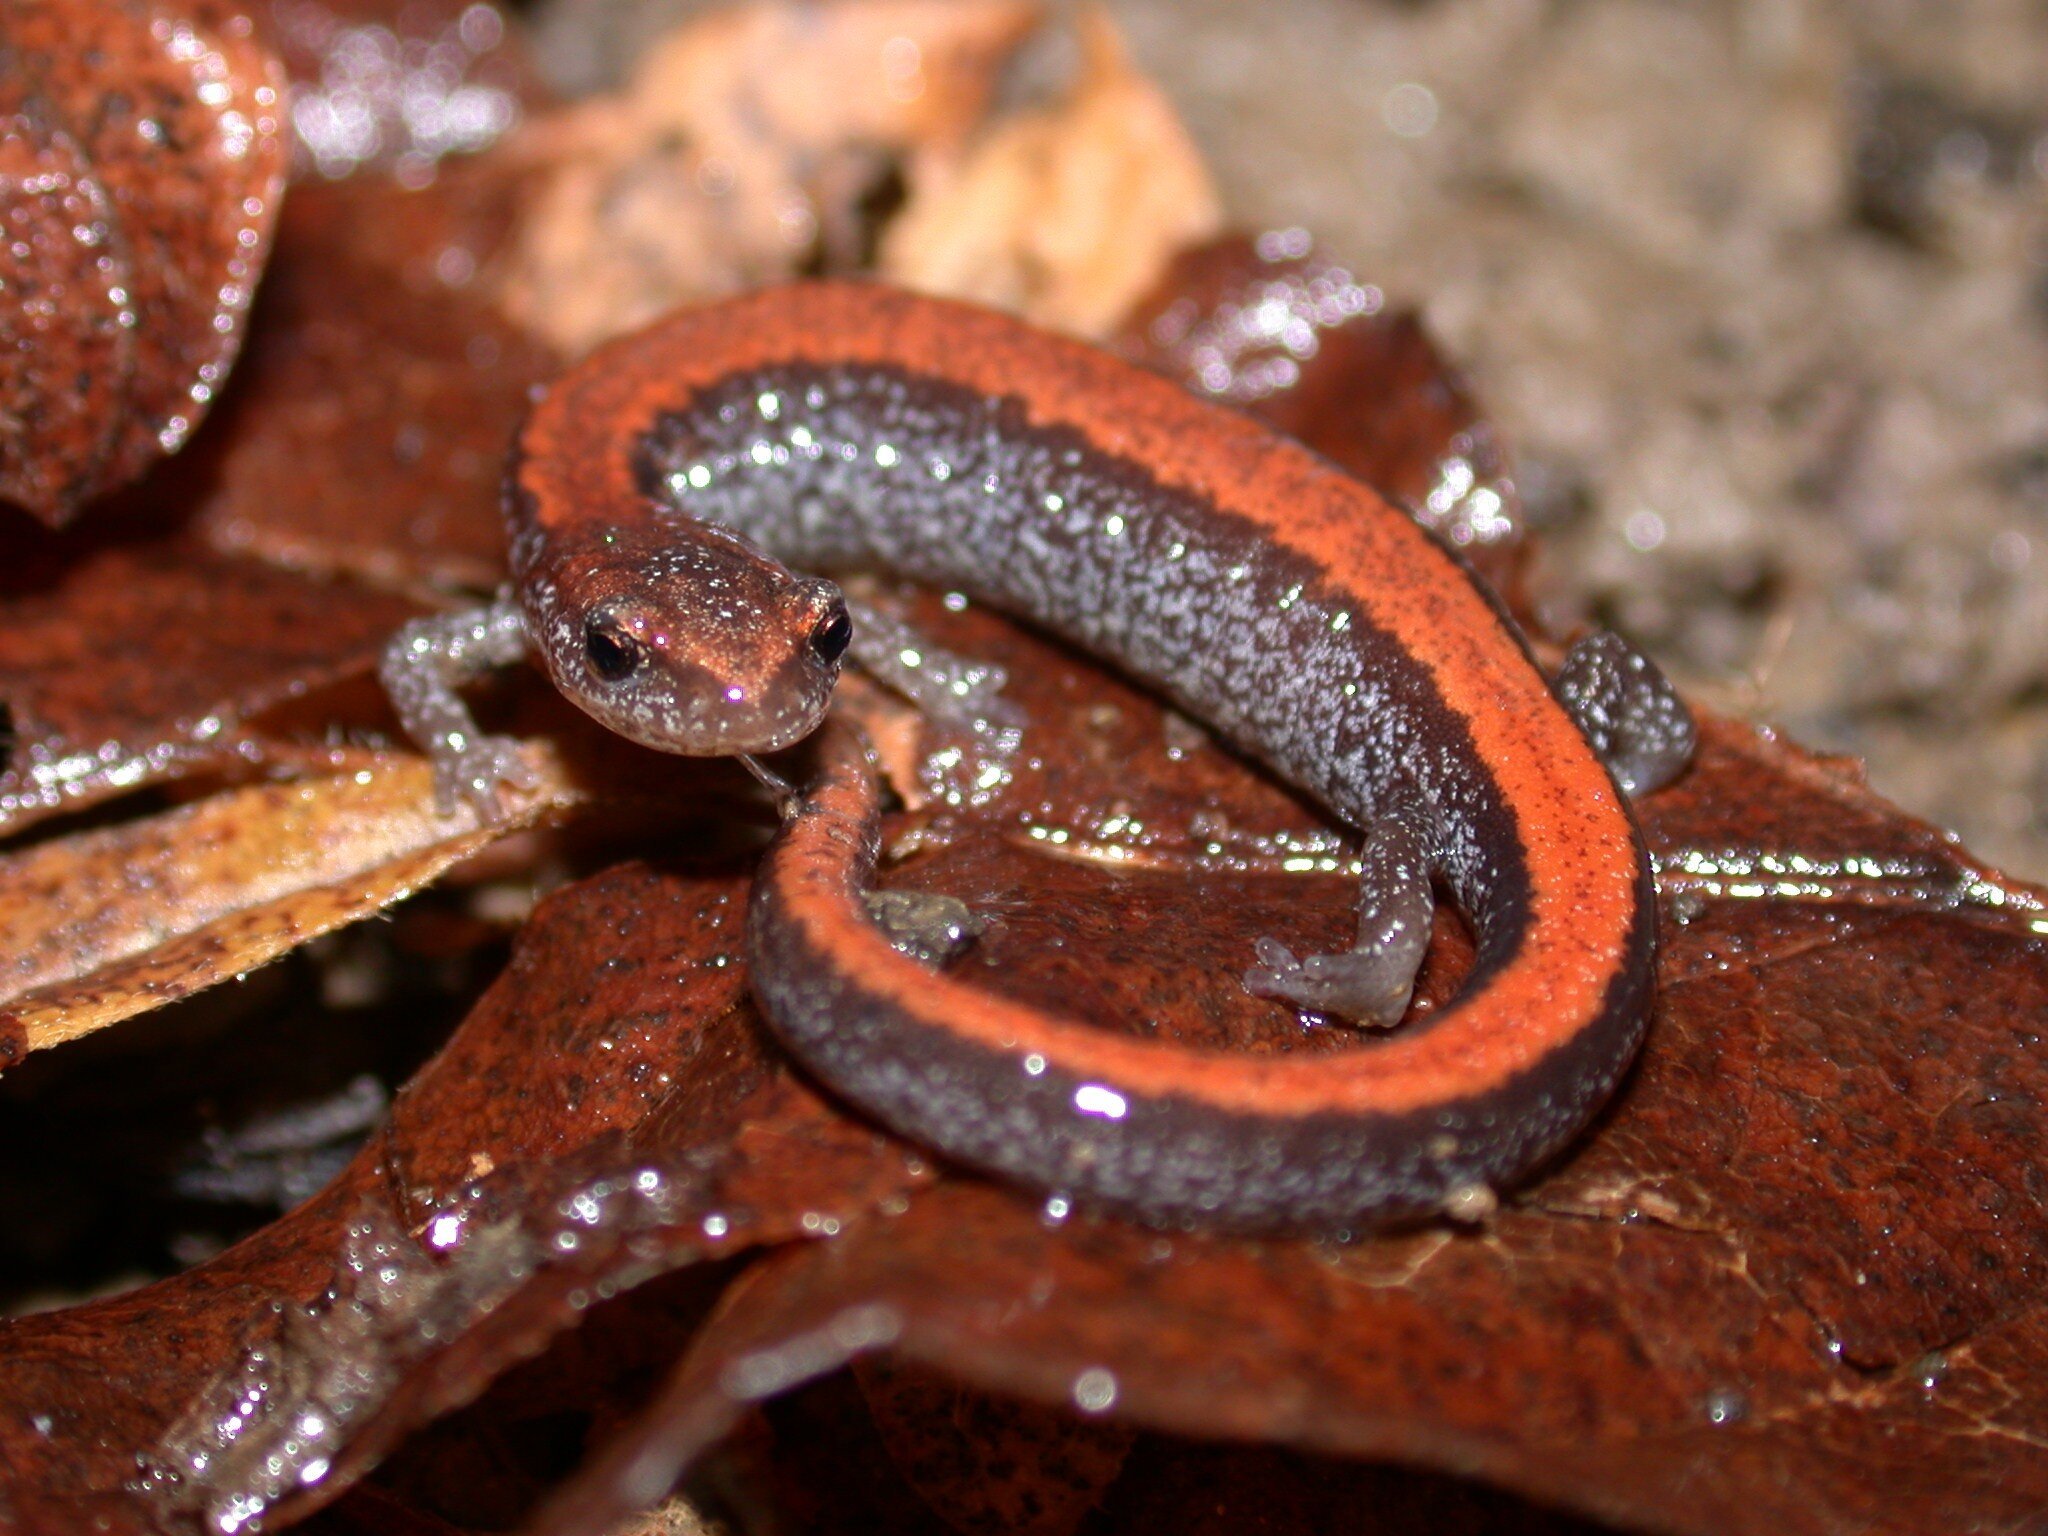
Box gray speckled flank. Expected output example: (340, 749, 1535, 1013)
(638, 364, 1529, 943)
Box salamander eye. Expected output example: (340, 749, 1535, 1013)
(810, 603, 852, 665)
(584, 615, 642, 683)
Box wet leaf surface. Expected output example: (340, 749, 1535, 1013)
(0, 857, 927, 1533)
(1567, 716, 2048, 1373)
(0, 534, 423, 831)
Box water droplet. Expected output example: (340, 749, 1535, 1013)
(1072, 1367, 1118, 1413)
(1703, 1387, 1747, 1425)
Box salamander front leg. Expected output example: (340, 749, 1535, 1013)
(842, 597, 1025, 745)
(1244, 809, 1435, 1027)
(379, 594, 539, 818)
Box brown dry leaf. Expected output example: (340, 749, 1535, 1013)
(879, 8, 1223, 338)
(1116, 233, 1525, 591)
(0, 746, 570, 1057)
(496, 0, 1042, 354)
(0, 0, 289, 522)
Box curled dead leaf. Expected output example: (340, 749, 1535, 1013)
(0, 745, 572, 1056)
(0, 0, 288, 522)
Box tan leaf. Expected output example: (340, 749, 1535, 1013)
(496, 0, 1042, 354)
(880, 9, 1223, 338)
(0, 747, 574, 1055)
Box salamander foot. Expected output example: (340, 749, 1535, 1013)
(1244, 811, 1434, 1027)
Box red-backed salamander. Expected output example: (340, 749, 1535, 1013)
(381, 280, 1694, 1231)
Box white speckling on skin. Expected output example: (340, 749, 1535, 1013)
(631, 363, 1512, 903)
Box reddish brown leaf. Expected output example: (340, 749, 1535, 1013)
(831, 587, 1481, 1049)
(1117, 233, 1526, 592)
(0, 110, 133, 520)
(2, 0, 289, 521)
(538, 1162, 2040, 1536)
(0, 860, 926, 1534)
(1564, 715, 2048, 1371)
(187, 165, 556, 583)
(849, 1354, 1136, 1536)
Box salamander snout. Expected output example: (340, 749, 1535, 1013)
(527, 526, 851, 757)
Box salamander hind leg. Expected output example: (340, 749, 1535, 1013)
(378, 594, 539, 819)
(1244, 810, 1435, 1028)
(1554, 629, 1696, 797)
(865, 888, 988, 967)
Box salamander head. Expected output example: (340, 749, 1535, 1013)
(520, 521, 850, 755)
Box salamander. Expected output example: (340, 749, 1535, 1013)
(381, 280, 1693, 1230)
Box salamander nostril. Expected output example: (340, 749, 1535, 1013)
(810, 603, 852, 665)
